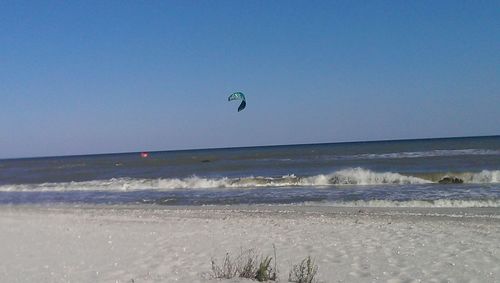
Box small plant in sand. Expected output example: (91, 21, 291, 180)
(255, 255, 277, 281)
(238, 250, 258, 279)
(288, 256, 318, 283)
(211, 247, 277, 281)
(211, 252, 239, 279)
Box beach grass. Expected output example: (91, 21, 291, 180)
(289, 256, 318, 283)
(211, 247, 278, 281)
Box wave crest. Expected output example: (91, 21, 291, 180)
(0, 168, 498, 192)
(302, 168, 430, 185)
(346, 149, 500, 160)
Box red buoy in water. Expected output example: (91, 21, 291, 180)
(140, 152, 149, 158)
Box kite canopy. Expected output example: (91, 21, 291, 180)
(228, 92, 246, 112)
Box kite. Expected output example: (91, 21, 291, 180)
(228, 92, 246, 112)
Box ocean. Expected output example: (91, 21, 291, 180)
(0, 136, 499, 207)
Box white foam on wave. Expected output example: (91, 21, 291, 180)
(301, 168, 431, 185)
(467, 170, 500, 183)
(0, 168, 498, 192)
(314, 199, 500, 208)
(346, 149, 500, 160)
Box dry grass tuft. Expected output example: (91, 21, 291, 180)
(211, 248, 277, 281)
(288, 256, 318, 283)
(211, 252, 239, 279)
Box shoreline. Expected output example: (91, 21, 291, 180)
(1, 204, 499, 282)
(3, 203, 500, 220)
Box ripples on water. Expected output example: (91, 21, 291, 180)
(0, 136, 499, 206)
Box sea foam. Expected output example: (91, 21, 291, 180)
(345, 149, 500, 160)
(0, 168, 498, 192)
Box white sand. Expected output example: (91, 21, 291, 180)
(0, 205, 499, 283)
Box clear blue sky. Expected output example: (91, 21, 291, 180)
(1, 1, 499, 158)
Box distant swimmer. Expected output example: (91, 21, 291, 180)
(228, 92, 246, 112)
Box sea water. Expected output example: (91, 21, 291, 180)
(0, 136, 499, 207)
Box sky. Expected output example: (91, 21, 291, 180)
(1, 0, 499, 158)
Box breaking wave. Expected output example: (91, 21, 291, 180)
(344, 149, 500, 160)
(0, 168, 498, 192)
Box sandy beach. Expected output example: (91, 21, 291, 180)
(0, 205, 499, 282)
(2, 0, 499, 281)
